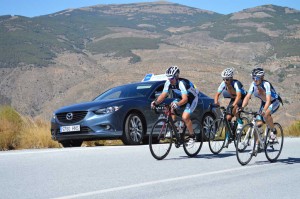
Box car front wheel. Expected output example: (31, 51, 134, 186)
(202, 113, 215, 141)
(122, 113, 145, 145)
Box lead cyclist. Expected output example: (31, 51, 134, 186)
(151, 66, 199, 148)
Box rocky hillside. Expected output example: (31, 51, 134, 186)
(0, 2, 299, 126)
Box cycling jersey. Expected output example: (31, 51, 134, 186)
(217, 79, 247, 99)
(163, 78, 199, 113)
(248, 80, 280, 102)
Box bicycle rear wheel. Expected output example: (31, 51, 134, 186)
(236, 124, 255, 165)
(208, 119, 226, 154)
(265, 123, 284, 162)
(149, 119, 173, 160)
(183, 119, 203, 157)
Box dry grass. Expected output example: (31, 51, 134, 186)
(285, 120, 300, 137)
(0, 106, 60, 150)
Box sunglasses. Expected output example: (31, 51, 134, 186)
(223, 78, 231, 81)
(252, 76, 261, 81)
(168, 77, 176, 80)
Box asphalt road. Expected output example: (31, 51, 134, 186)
(0, 138, 299, 199)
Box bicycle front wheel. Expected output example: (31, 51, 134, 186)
(208, 119, 226, 154)
(236, 124, 255, 166)
(149, 119, 173, 160)
(265, 123, 284, 162)
(183, 119, 203, 157)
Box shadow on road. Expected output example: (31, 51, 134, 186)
(163, 152, 236, 161)
(255, 157, 300, 165)
(277, 157, 300, 164)
(197, 152, 236, 159)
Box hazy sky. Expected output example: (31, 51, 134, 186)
(1, 0, 300, 17)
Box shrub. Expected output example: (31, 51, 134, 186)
(0, 106, 60, 150)
(285, 121, 300, 137)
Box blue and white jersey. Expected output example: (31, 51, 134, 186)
(248, 80, 279, 102)
(217, 79, 247, 99)
(163, 78, 199, 103)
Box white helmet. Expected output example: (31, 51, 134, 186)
(251, 67, 265, 77)
(165, 66, 180, 78)
(221, 68, 234, 78)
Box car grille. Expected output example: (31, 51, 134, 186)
(56, 111, 88, 124)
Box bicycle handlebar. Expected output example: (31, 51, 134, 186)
(209, 103, 225, 111)
(152, 103, 180, 116)
(239, 110, 260, 116)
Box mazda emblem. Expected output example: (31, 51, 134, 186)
(66, 113, 73, 120)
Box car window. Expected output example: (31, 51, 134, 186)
(94, 83, 155, 101)
(150, 84, 173, 99)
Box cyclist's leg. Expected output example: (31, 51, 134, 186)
(263, 100, 280, 140)
(235, 96, 245, 134)
(182, 97, 198, 137)
(251, 102, 265, 153)
(182, 107, 193, 136)
(226, 98, 234, 121)
(235, 95, 245, 121)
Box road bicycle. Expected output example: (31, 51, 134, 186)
(149, 104, 203, 160)
(208, 104, 249, 154)
(236, 110, 284, 166)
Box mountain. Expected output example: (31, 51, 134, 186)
(0, 2, 299, 126)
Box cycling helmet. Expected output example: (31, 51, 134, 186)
(221, 68, 234, 78)
(165, 66, 180, 78)
(251, 67, 265, 77)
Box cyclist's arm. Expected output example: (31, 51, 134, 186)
(263, 94, 271, 113)
(215, 82, 224, 105)
(156, 92, 168, 104)
(232, 91, 242, 107)
(242, 83, 254, 108)
(214, 92, 221, 105)
(242, 93, 251, 108)
(177, 93, 188, 106)
(155, 81, 169, 104)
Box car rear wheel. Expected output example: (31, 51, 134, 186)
(60, 140, 83, 147)
(122, 113, 145, 145)
(202, 113, 215, 141)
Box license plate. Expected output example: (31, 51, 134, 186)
(60, 125, 80, 133)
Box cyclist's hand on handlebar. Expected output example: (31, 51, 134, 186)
(151, 101, 157, 109)
(170, 102, 179, 109)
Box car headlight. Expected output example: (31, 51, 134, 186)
(52, 113, 56, 120)
(95, 106, 122, 114)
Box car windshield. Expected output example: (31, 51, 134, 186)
(93, 82, 155, 101)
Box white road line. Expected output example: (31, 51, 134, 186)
(52, 163, 279, 199)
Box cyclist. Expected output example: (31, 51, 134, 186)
(151, 66, 199, 148)
(214, 68, 247, 147)
(240, 67, 282, 153)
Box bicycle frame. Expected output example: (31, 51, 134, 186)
(242, 112, 269, 150)
(210, 104, 237, 140)
(159, 105, 186, 147)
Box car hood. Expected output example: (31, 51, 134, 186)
(54, 98, 137, 113)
